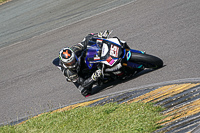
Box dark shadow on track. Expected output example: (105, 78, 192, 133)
(53, 57, 165, 97)
(91, 66, 165, 95)
(52, 57, 60, 67)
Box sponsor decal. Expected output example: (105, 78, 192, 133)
(109, 59, 115, 65)
(106, 56, 115, 65)
(94, 57, 100, 60)
(106, 56, 112, 62)
(126, 51, 131, 61)
(110, 44, 119, 57)
(97, 39, 103, 44)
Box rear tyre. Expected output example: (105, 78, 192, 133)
(129, 52, 163, 69)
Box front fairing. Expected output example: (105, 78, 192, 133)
(85, 38, 123, 69)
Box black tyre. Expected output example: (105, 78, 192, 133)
(129, 52, 163, 69)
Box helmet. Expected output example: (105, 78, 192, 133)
(59, 47, 78, 69)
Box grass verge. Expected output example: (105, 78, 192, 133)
(0, 102, 165, 133)
(0, 0, 8, 3)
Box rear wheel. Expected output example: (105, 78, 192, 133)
(129, 52, 163, 69)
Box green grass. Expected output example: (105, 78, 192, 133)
(0, 102, 165, 133)
(0, 0, 8, 3)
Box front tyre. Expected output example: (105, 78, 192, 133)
(129, 52, 163, 69)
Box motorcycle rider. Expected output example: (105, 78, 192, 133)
(58, 30, 127, 96)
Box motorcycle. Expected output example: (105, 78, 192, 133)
(85, 36, 163, 85)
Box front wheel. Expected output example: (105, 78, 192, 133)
(129, 52, 163, 69)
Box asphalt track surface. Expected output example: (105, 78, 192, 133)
(0, 0, 200, 126)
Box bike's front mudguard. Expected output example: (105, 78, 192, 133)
(123, 49, 145, 69)
(127, 49, 163, 69)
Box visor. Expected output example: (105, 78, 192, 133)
(63, 55, 78, 69)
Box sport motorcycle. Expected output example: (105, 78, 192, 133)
(85, 36, 163, 85)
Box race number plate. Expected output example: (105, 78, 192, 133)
(110, 44, 119, 57)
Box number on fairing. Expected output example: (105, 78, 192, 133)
(110, 44, 119, 57)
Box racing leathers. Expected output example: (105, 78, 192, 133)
(59, 33, 101, 96)
(59, 31, 128, 96)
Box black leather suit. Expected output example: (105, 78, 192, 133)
(58, 32, 128, 96)
(59, 33, 98, 96)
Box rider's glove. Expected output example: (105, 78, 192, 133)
(98, 30, 109, 38)
(91, 70, 102, 81)
(66, 77, 72, 82)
